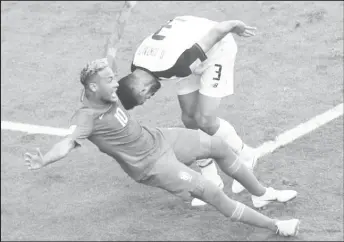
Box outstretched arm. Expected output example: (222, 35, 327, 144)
(197, 20, 256, 53)
(24, 137, 77, 170)
(104, 1, 137, 72)
(24, 111, 93, 170)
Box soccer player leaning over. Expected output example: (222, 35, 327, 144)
(24, 2, 300, 237)
(116, 15, 260, 206)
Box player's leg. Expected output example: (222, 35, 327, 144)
(176, 76, 223, 191)
(203, 133, 297, 209)
(175, 77, 199, 130)
(160, 128, 297, 208)
(194, 35, 257, 194)
(139, 149, 300, 237)
(194, 85, 257, 194)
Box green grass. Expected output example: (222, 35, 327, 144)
(1, 1, 343, 241)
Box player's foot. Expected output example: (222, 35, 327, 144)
(232, 146, 258, 194)
(275, 219, 300, 237)
(251, 187, 298, 209)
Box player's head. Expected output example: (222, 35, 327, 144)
(80, 58, 119, 104)
(116, 70, 161, 110)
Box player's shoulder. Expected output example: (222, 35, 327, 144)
(175, 15, 204, 20)
(71, 105, 96, 123)
(76, 105, 95, 115)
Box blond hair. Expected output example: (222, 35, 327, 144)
(80, 58, 109, 86)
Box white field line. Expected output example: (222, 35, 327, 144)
(1, 121, 71, 137)
(255, 103, 343, 158)
(1, 103, 343, 156)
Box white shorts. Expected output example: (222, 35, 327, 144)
(176, 34, 237, 98)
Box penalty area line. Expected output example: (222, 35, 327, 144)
(256, 103, 343, 158)
(1, 121, 71, 137)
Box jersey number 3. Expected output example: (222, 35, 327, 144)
(152, 22, 172, 40)
(152, 18, 186, 41)
(114, 107, 128, 127)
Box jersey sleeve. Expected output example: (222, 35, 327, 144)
(164, 43, 208, 78)
(176, 43, 207, 77)
(68, 109, 94, 147)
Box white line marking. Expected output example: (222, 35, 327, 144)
(256, 103, 343, 158)
(1, 121, 71, 137)
(1, 103, 343, 157)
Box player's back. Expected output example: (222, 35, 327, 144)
(133, 16, 217, 73)
(147, 16, 217, 48)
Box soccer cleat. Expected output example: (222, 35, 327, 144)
(232, 147, 258, 194)
(251, 187, 298, 209)
(275, 219, 300, 237)
(191, 197, 207, 207)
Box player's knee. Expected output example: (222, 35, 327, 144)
(191, 177, 225, 209)
(207, 137, 242, 175)
(207, 135, 233, 160)
(181, 112, 197, 129)
(193, 113, 217, 132)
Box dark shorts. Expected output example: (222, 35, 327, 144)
(139, 128, 213, 201)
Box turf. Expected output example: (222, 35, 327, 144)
(1, 1, 343, 240)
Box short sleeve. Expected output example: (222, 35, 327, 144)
(68, 109, 94, 147)
(178, 43, 207, 73)
(151, 43, 208, 79)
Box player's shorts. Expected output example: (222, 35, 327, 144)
(138, 128, 212, 201)
(176, 34, 238, 98)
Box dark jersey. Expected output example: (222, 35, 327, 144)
(68, 100, 169, 181)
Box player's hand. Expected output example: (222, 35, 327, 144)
(24, 148, 45, 170)
(124, 1, 137, 9)
(230, 20, 256, 37)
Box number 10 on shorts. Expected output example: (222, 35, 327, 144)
(212, 64, 222, 88)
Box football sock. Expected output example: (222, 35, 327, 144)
(213, 118, 244, 154)
(197, 180, 276, 231)
(216, 156, 265, 196)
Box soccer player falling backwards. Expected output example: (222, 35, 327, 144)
(24, 1, 300, 237)
(116, 13, 260, 206)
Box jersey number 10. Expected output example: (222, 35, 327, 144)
(114, 107, 128, 127)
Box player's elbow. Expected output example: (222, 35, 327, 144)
(211, 25, 225, 39)
(193, 113, 216, 132)
(215, 20, 236, 35)
(59, 137, 77, 155)
(42, 137, 76, 166)
(197, 26, 225, 53)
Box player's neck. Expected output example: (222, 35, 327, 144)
(84, 92, 114, 109)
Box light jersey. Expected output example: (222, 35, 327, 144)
(69, 99, 170, 181)
(131, 15, 218, 79)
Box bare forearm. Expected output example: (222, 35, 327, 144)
(197, 21, 237, 53)
(42, 139, 75, 167)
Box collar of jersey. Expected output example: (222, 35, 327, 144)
(82, 97, 115, 117)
